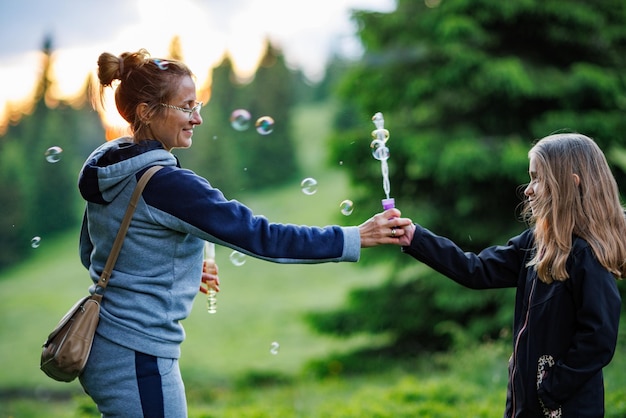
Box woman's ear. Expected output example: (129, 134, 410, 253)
(573, 173, 580, 187)
(136, 103, 151, 125)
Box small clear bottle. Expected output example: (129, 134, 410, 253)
(204, 241, 217, 314)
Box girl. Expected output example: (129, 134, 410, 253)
(397, 133, 624, 417)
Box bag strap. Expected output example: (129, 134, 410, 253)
(96, 165, 163, 290)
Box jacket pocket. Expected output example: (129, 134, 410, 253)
(530, 281, 567, 308)
(537, 354, 562, 417)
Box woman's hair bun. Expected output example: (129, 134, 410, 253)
(97, 49, 151, 86)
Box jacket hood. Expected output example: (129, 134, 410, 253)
(78, 138, 177, 204)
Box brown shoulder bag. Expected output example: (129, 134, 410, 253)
(40, 166, 162, 382)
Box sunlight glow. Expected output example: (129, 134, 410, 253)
(0, 0, 396, 135)
(48, 48, 98, 102)
(96, 0, 224, 135)
(0, 52, 41, 132)
(99, 85, 131, 140)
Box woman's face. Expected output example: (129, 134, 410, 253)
(151, 75, 202, 151)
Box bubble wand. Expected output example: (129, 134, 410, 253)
(370, 112, 394, 210)
(204, 241, 217, 314)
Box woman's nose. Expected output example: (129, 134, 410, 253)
(191, 113, 202, 125)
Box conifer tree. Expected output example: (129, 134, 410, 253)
(177, 53, 248, 195)
(179, 39, 300, 193)
(0, 36, 104, 270)
(308, 0, 626, 363)
(239, 38, 299, 189)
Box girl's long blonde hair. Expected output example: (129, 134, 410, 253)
(523, 133, 626, 283)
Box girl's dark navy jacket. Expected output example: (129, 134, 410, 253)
(402, 225, 621, 417)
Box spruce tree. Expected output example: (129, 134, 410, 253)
(307, 0, 626, 363)
(180, 39, 301, 194)
(0, 37, 104, 270)
(239, 38, 299, 189)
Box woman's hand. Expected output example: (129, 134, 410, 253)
(359, 208, 414, 247)
(199, 259, 220, 294)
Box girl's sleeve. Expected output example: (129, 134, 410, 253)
(401, 224, 531, 289)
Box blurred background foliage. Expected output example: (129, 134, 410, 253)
(307, 0, 626, 367)
(1, 0, 626, 391)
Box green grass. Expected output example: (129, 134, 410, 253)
(180, 173, 389, 384)
(0, 163, 392, 417)
(0, 101, 392, 416)
(2, 102, 626, 417)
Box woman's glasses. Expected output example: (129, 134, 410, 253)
(160, 102, 202, 120)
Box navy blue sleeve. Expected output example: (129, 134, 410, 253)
(402, 224, 532, 289)
(79, 209, 92, 269)
(140, 166, 347, 261)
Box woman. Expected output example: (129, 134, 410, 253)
(397, 133, 624, 417)
(79, 49, 411, 417)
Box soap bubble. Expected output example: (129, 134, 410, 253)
(230, 109, 251, 131)
(340, 200, 354, 216)
(300, 177, 318, 195)
(255, 116, 275, 135)
(45, 146, 63, 163)
(229, 250, 246, 266)
(31, 236, 41, 248)
(371, 128, 390, 143)
(270, 341, 280, 355)
(370, 139, 390, 161)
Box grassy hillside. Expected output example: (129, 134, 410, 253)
(2, 102, 625, 417)
(0, 101, 395, 415)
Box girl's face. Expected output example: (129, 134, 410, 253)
(151, 75, 202, 151)
(524, 155, 543, 211)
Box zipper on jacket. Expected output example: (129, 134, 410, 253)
(510, 275, 537, 416)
